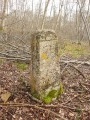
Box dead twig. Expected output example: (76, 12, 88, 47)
(60, 63, 68, 76)
(79, 82, 90, 92)
(25, 92, 42, 104)
(80, 82, 90, 87)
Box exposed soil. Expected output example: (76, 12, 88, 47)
(0, 56, 90, 120)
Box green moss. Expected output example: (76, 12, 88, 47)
(43, 96, 52, 104)
(43, 90, 58, 104)
(48, 90, 58, 98)
(15, 62, 28, 71)
(43, 83, 64, 104)
(29, 83, 64, 104)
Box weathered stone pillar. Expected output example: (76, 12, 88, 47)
(30, 30, 61, 103)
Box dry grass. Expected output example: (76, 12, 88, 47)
(59, 41, 90, 58)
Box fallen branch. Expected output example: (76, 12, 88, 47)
(25, 92, 42, 103)
(0, 37, 31, 55)
(0, 103, 89, 112)
(0, 56, 30, 63)
(60, 63, 68, 76)
(0, 103, 67, 120)
(0, 52, 30, 59)
(0, 103, 56, 107)
(60, 63, 86, 79)
(60, 60, 90, 66)
(68, 64, 86, 79)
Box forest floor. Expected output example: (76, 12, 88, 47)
(0, 55, 90, 120)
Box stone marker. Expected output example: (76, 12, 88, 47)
(30, 30, 61, 103)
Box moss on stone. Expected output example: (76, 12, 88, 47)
(42, 90, 58, 104)
(30, 83, 64, 104)
(42, 83, 64, 104)
(43, 96, 52, 104)
(47, 90, 58, 98)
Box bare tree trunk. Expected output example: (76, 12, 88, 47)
(54, 0, 63, 31)
(37, 0, 42, 29)
(76, 1, 79, 43)
(0, 0, 7, 30)
(79, 0, 90, 43)
(30, 0, 34, 29)
(77, 0, 90, 46)
(41, 0, 51, 29)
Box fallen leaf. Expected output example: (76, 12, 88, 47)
(1, 92, 11, 103)
(69, 112, 74, 117)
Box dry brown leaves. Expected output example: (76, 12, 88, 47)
(0, 57, 90, 120)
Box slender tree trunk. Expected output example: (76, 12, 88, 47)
(41, 0, 51, 30)
(54, 0, 63, 31)
(31, 0, 34, 29)
(0, 0, 7, 30)
(77, 0, 90, 46)
(37, 0, 42, 29)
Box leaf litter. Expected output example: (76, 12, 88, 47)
(0, 56, 90, 120)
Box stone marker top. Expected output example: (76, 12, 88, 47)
(31, 29, 57, 41)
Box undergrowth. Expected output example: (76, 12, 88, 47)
(0, 59, 4, 64)
(59, 41, 90, 58)
(15, 62, 28, 71)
